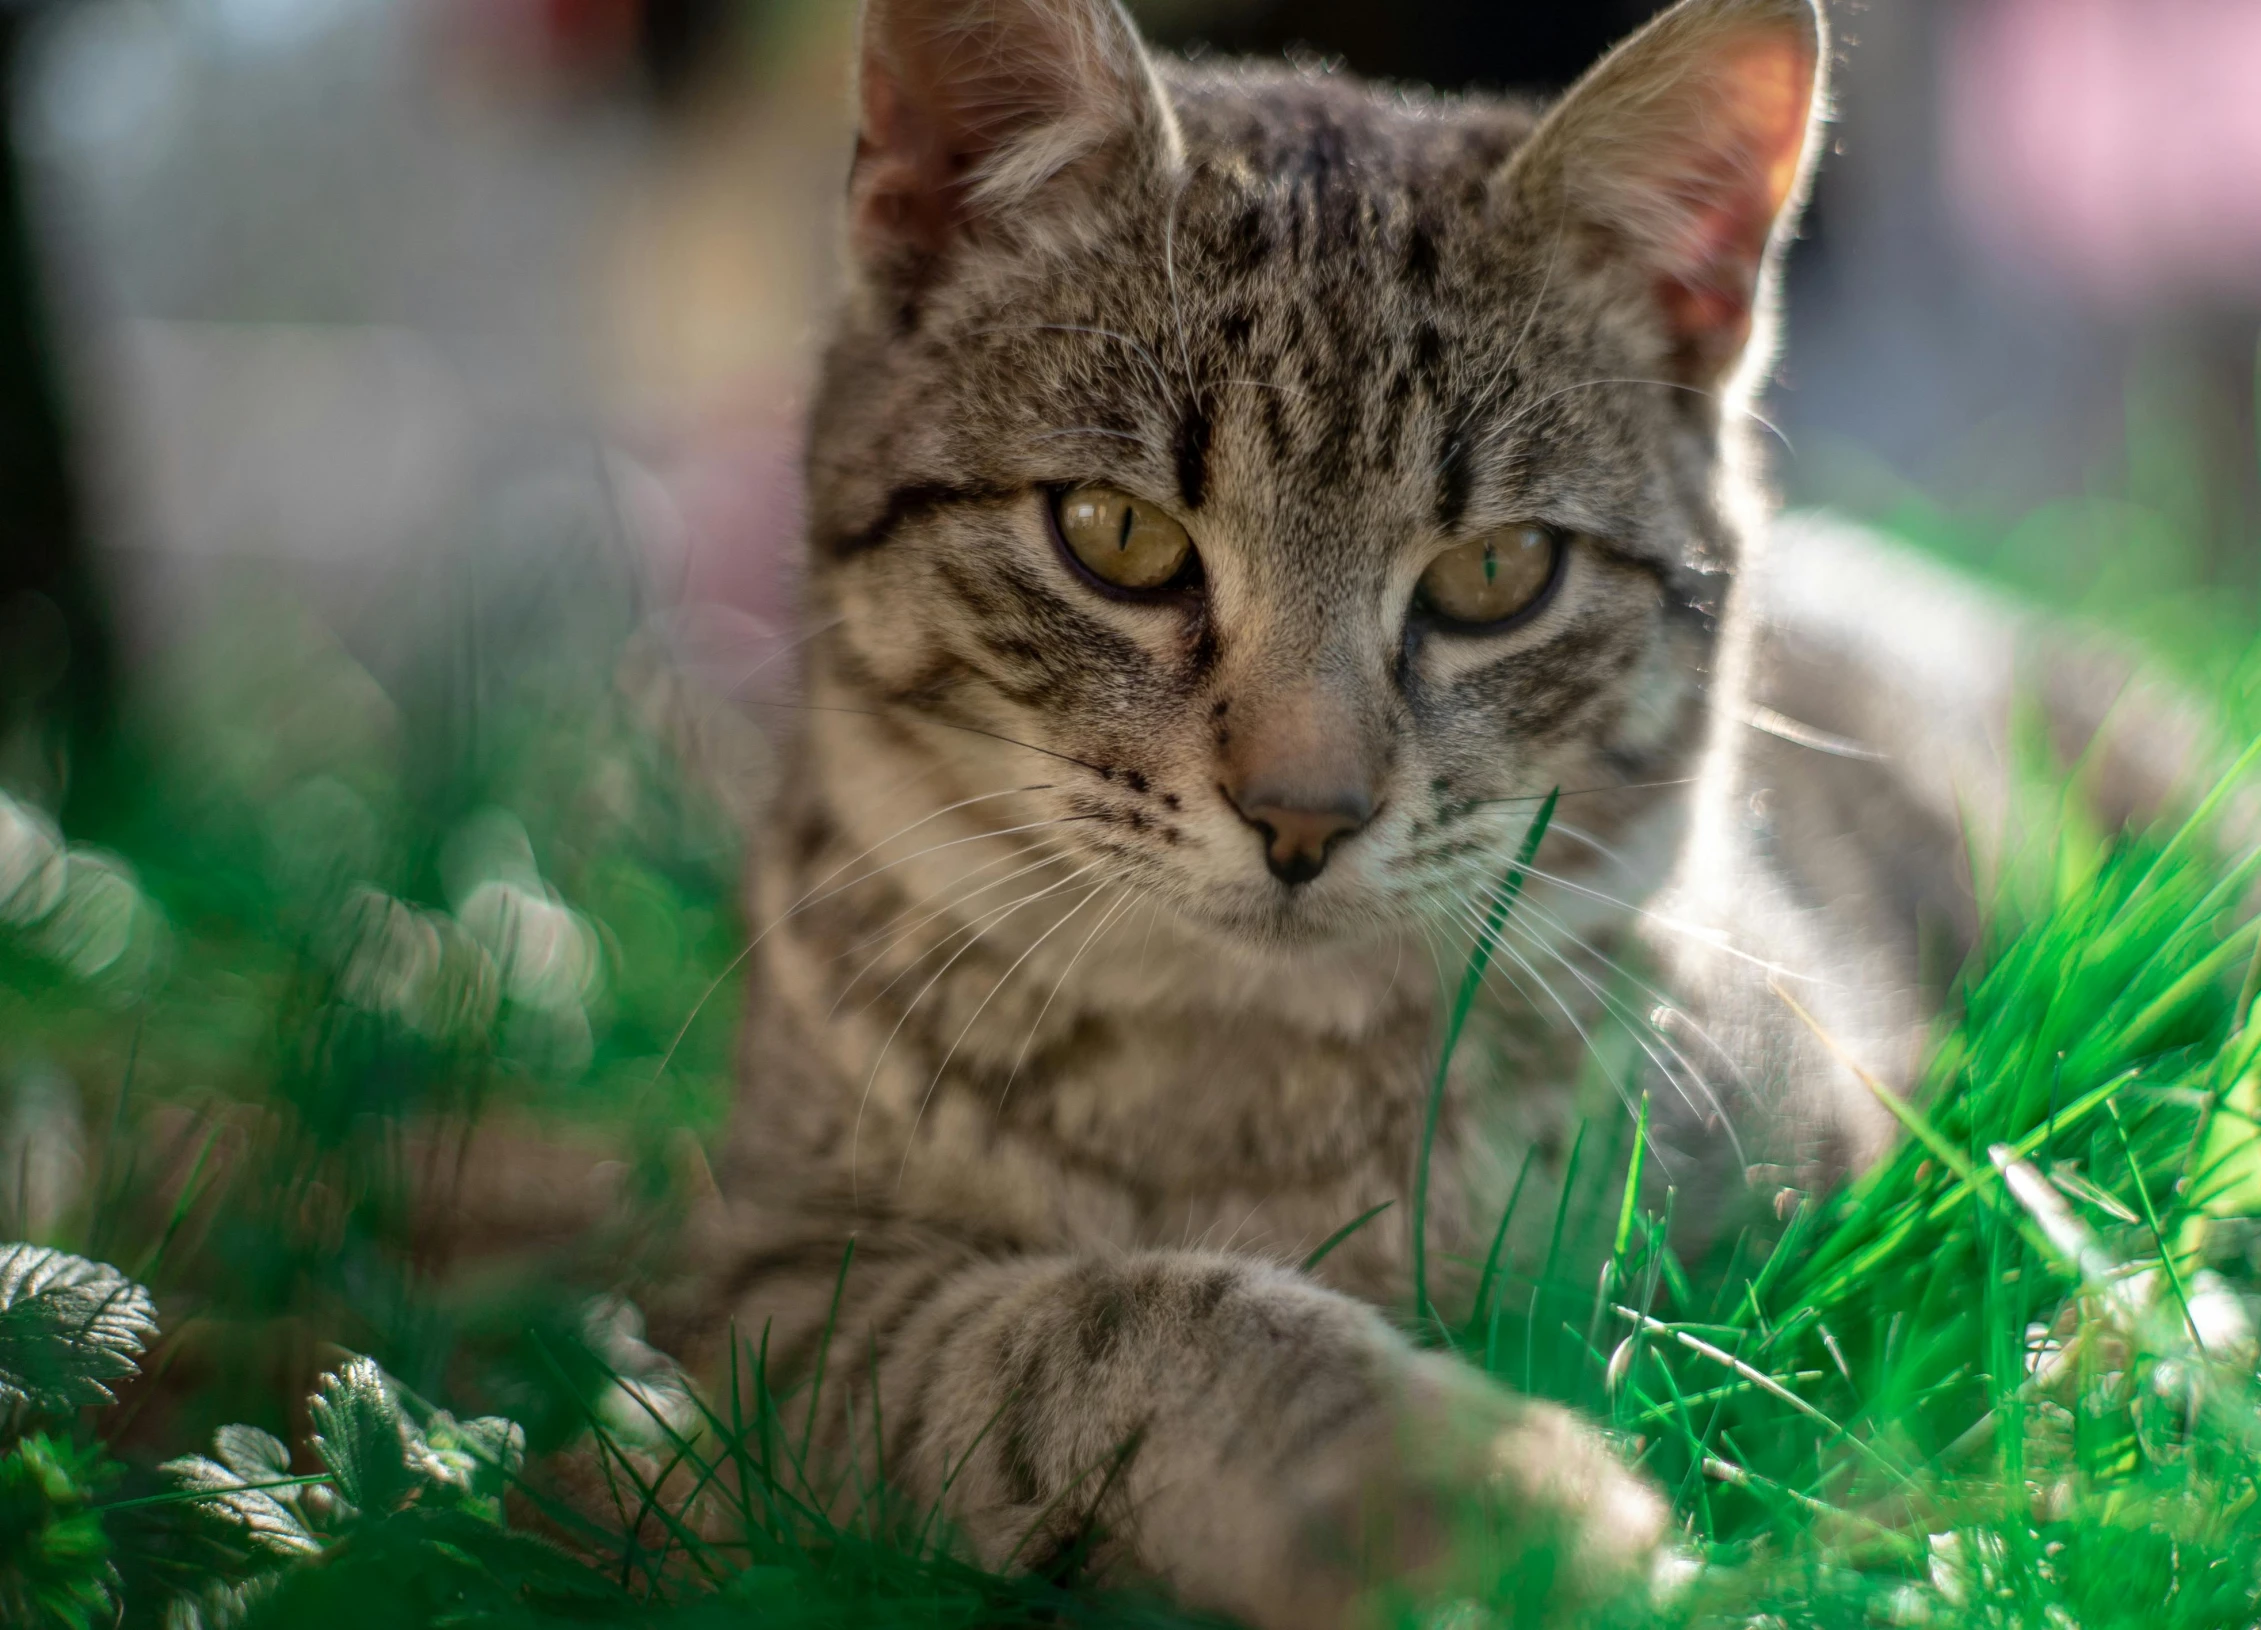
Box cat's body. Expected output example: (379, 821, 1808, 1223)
(672, 2, 2067, 1622)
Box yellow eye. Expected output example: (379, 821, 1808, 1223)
(1054, 485, 1194, 591)
(1416, 523, 1563, 627)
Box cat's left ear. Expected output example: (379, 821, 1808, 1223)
(1505, 0, 1827, 391)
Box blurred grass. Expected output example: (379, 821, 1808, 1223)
(4, 368, 2261, 1625)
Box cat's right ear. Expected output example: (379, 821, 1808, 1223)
(849, 0, 1178, 274)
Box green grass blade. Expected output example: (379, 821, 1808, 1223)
(1412, 788, 1557, 1326)
(1300, 1200, 1393, 1275)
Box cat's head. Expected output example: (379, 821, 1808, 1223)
(800, 0, 1825, 948)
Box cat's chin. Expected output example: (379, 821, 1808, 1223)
(1170, 881, 1406, 955)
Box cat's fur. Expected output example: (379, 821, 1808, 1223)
(680, 0, 1901, 1622)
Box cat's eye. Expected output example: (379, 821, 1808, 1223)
(1053, 485, 1195, 593)
(1415, 523, 1564, 628)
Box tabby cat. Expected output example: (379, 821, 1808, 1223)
(685, 0, 1899, 1621)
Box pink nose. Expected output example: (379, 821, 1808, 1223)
(1227, 792, 1373, 886)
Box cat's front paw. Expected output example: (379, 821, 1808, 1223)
(1308, 1350, 1672, 1626)
(1135, 1308, 1671, 1630)
(1378, 1352, 1675, 1616)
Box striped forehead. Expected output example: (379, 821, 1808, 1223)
(960, 180, 1609, 555)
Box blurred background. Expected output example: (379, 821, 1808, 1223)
(6, 0, 2261, 819)
(1, 0, 2258, 1452)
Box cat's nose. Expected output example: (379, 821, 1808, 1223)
(1228, 789, 1373, 886)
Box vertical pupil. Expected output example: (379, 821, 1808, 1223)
(1481, 542, 1498, 585)
(1117, 503, 1135, 552)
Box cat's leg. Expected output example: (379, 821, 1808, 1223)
(710, 1237, 1668, 1630)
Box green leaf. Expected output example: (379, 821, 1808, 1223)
(407, 1411, 524, 1515)
(0, 1244, 159, 1416)
(307, 1357, 415, 1520)
(160, 1425, 321, 1557)
(0, 1433, 121, 1630)
(163, 1575, 280, 1630)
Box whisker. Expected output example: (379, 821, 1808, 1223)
(895, 880, 1121, 1188)
(812, 815, 1100, 940)
(1508, 893, 1742, 1065)
(740, 697, 1114, 778)
(1437, 896, 1664, 1147)
(829, 849, 1084, 1017)
(1161, 179, 1197, 397)
(1743, 704, 1889, 763)
(1466, 855, 1813, 981)
(1134, 894, 1163, 982)
(1500, 907, 1741, 1156)
(1433, 873, 1745, 1161)
(849, 861, 1113, 1197)
(830, 837, 1070, 950)
(1485, 375, 1793, 457)
(827, 798, 1093, 940)
(1215, 1187, 1282, 1256)
(650, 789, 1075, 1081)
(1432, 895, 1620, 1098)
(828, 840, 1056, 965)
(1412, 917, 1456, 994)
(1376, 929, 1409, 1012)
(716, 614, 846, 702)
(1545, 818, 1643, 877)
(846, 860, 1111, 1020)
(1460, 777, 1697, 810)
(996, 884, 1145, 1110)
(1467, 219, 1565, 418)
(792, 785, 1057, 908)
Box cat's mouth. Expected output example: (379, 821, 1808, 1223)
(1157, 853, 1412, 949)
(1141, 797, 1571, 955)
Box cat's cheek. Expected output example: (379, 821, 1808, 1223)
(822, 572, 920, 689)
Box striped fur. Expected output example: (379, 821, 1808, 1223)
(684, 2, 1846, 1623)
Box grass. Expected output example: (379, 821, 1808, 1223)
(5, 462, 2261, 1624)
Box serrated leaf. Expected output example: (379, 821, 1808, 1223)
(162, 1573, 279, 1630)
(408, 1411, 525, 1513)
(0, 1242, 159, 1415)
(160, 1425, 320, 1557)
(306, 1356, 415, 1519)
(211, 1424, 292, 1484)
(446, 1415, 523, 1477)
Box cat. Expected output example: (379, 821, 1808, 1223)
(668, 0, 1932, 1622)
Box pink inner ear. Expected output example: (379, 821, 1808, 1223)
(854, 63, 963, 257)
(850, 0, 1133, 266)
(1651, 34, 1817, 355)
